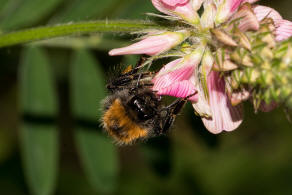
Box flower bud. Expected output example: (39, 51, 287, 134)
(234, 29, 251, 50)
(211, 28, 238, 47)
(109, 30, 190, 56)
(151, 0, 200, 24)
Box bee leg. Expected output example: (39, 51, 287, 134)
(110, 82, 154, 92)
(160, 100, 187, 135)
(107, 72, 153, 91)
(135, 73, 143, 88)
(160, 93, 197, 134)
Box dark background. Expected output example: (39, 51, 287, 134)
(0, 0, 292, 194)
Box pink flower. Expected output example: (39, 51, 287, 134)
(109, 31, 189, 56)
(150, 0, 253, 133)
(108, 0, 291, 134)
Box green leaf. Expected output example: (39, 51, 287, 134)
(50, 0, 119, 23)
(70, 49, 118, 194)
(0, 0, 62, 30)
(19, 47, 58, 195)
(71, 49, 106, 119)
(0, 20, 165, 48)
(117, 0, 157, 19)
(75, 129, 118, 194)
(0, 0, 10, 15)
(20, 124, 58, 195)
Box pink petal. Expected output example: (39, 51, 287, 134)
(192, 0, 204, 11)
(252, 6, 292, 41)
(230, 3, 259, 31)
(275, 19, 292, 41)
(215, 0, 245, 24)
(161, 0, 189, 6)
(156, 80, 198, 102)
(201, 1, 217, 28)
(243, 0, 258, 3)
(154, 58, 183, 78)
(229, 0, 245, 12)
(109, 31, 186, 56)
(201, 48, 214, 78)
(151, 0, 199, 24)
(202, 71, 243, 134)
(192, 78, 213, 117)
(154, 46, 204, 79)
(152, 47, 204, 102)
(253, 5, 283, 23)
(153, 65, 195, 90)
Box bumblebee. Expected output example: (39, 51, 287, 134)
(101, 62, 193, 145)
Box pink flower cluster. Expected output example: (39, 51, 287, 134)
(109, 0, 292, 134)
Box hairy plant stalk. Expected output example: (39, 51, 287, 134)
(0, 20, 167, 48)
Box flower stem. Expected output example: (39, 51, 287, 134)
(0, 20, 165, 48)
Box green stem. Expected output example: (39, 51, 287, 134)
(0, 20, 165, 48)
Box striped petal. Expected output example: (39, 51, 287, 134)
(275, 19, 292, 41)
(202, 71, 243, 134)
(154, 58, 183, 78)
(215, 0, 245, 24)
(153, 65, 195, 90)
(201, 1, 217, 29)
(230, 3, 259, 31)
(152, 47, 204, 101)
(161, 0, 189, 6)
(252, 6, 292, 41)
(156, 79, 198, 101)
(253, 5, 283, 23)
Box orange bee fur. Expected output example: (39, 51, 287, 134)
(103, 99, 148, 144)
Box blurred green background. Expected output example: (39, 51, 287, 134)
(0, 0, 292, 194)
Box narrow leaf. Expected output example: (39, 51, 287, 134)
(0, 0, 62, 30)
(0, 0, 10, 16)
(50, 0, 119, 23)
(117, 0, 156, 19)
(19, 47, 58, 195)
